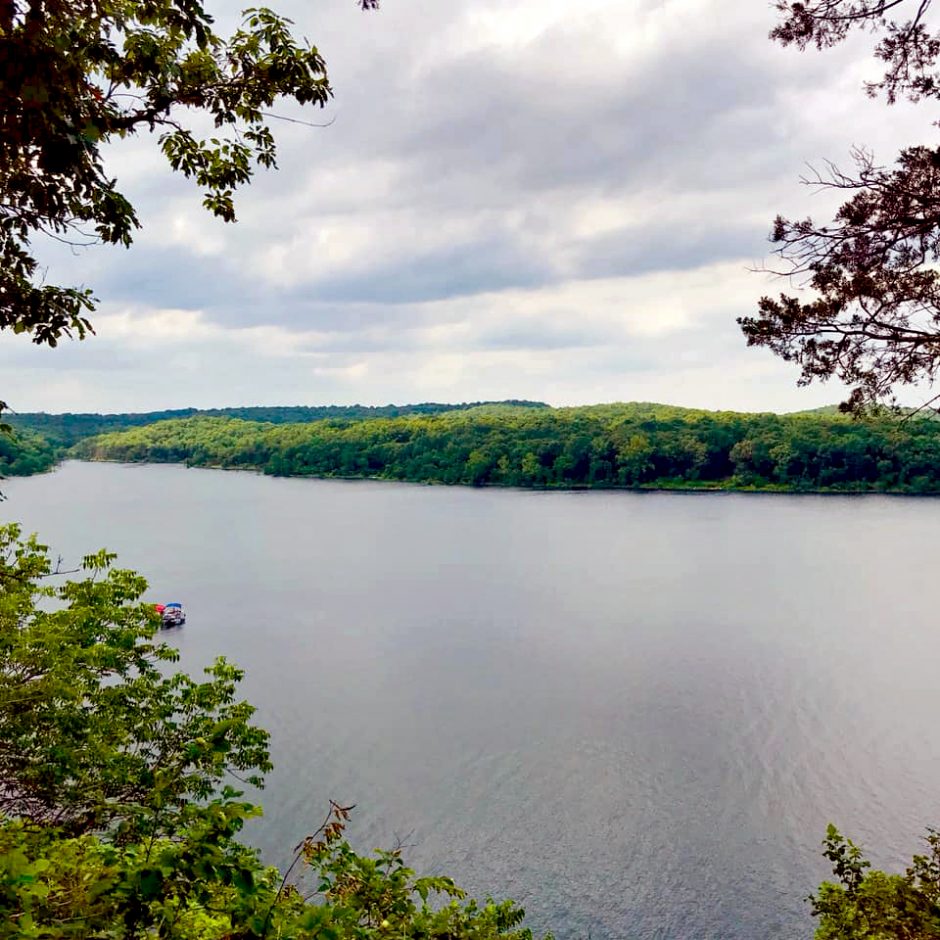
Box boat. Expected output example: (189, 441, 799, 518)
(161, 602, 186, 628)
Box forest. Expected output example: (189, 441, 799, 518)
(0, 401, 547, 477)
(18, 401, 940, 493)
(0, 425, 57, 477)
(4, 401, 547, 447)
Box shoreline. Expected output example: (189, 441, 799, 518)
(55, 456, 940, 498)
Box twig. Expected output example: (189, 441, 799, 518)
(260, 112, 336, 128)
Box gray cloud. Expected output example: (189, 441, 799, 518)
(574, 222, 767, 281)
(305, 231, 555, 304)
(93, 248, 261, 310)
(473, 323, 608, 353)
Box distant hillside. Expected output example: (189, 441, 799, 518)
(11, 398, 940, 493)
(787, 405, 846, 417)
(5, 401, 549, 447)
(71, 400, 940, 494)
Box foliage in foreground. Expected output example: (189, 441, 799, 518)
(743, 1, 940, 414)
(810, 825, 940, 939)
(1, 0, 375, 350)
(72, 401, 940, 493)
(0, 523, 535, 939)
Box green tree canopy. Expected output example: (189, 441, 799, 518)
(810, 824, 940, 939)
(0, 0, 374, 349)
(0, 523, 270, 837)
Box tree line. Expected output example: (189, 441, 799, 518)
(4, 401, 547, 447)
(0, 402, 547, 478)
(60, 402, 940, 494)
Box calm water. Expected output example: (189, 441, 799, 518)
(4, 461, 940, 939)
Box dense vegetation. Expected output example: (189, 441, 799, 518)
(809, 825, 940, 939)
(0, 427, 57, 477)
(0, 401, 546, 479)
(0, 524, 537, 939)
(71, 402, 940, 493)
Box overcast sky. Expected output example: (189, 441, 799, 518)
(1, 0, 927, 413)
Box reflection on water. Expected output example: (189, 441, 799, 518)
(4, 462, 940, 939)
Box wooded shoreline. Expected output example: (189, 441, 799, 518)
(63, 455, 940, 497)
(8, 400, 940, 495)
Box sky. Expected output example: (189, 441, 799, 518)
(0, 0, 928, 413)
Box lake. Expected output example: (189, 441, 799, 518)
(3, 460, 940, 939)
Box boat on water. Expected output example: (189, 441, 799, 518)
(160, 602, 186, 628)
